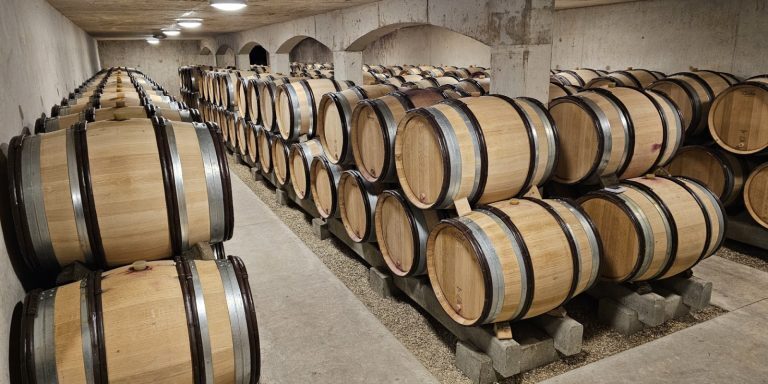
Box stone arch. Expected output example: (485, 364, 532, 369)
(200, 46, 212, 55)
(286, 37, 332, 64)
(238, 41, 270, 67)
(215, 44, 236, 68)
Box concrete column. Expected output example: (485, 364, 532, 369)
(236, 54, 251, 70)
(333, 51, 363, 85)
(270, 53, 291, 75)
(488, 0, 554, 102)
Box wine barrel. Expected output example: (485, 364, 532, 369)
(317, 84, 397, 165)
(395, 95, 557, 209)
(258, 77, 292, 131)
(218, 71, 239, 109)
(385, 74, 423, 87)
(289, 139, 324, 200)
(664, 145, 747, 207)
(235, 117, 249, 156)
(580, 175, 724, 282)
(236, 75, 255, 118)
(454, 78, 490, 96)
(338, 170, 381, 243)
(413, 76, 458, 89)
(7, 118, 233, 279)
(256, 127, 274, 174)
(609, 69, 664, 88)
(224, 110, 239, 150)
(351, 88, 448, 184)
(36, 106, 200, 133)
(246, 78, 262, 124)
(744, 162, 768, 229)
(647, 71, 738, 135)
(310, 156, 345, 219)
(549, 86, 682, 185)
(548, 82, 580, 102)
(375, 190, 449, 276)
(427, 197, 600, 325)
(708, 76, 768, 154)
(585, 76, 625, 89)
(276, 78, 355, 141)
(554, 68, 604, 87)
(271, 135, 291, 186)
(245, 122, 260, 165)
(18, 257, 259, 383)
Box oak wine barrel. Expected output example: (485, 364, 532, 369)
(554, 68, 604, 87)
(549, 86, 682, 184)
(276, 78, 355, 141)
(256, 127, 274, 174)
(647, 70, 738, 135)
(427, 197, 600, 325)
(708, 76, 768, 154)
(375, 190, 449, 276)
(271, 135, 292, 186)
(7, 118, 233, 279)
(316, 84, 397, 165)
(338, 170, 382, 243)
(36, 105, 201, 133)
(664, 145, 747, 207)
(258, 77, 294, 132)
(548, 82, 580, 102)
(18, 257, 259, 383)
(395, 95, 557, 209)
(310, 156, 346, 219)
(744, 162, 768, 229)
(351, 88, 448, 184)
(245, 122, 261, 165)
(235, 117, 249, 156)
(579, 175, 724, 282)
(289, 139, 324, 200)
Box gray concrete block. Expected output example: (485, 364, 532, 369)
(276, 188, 289, 206)
(656, 289, 689, 321)
(656, 276, 712, 311)
(591, 281, 666, 326)
(519, 336, 558, 373)
(598, 298, 645, 335)
(531, 315, 583, 356)
(368, 267, 398, 299)
(251, 166, 263, 181)
(312, 218, 330, 240)
(455, 341, 497, 384)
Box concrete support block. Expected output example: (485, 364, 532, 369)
(591, 281, 666, 326)
(312, 218, 330, 240)
(530, 314, 583, 356)
(276, 188, 289, 206)
(598, 298, 644, 335)
(251, 167, 263, 181)
(490, 44, 552, 101)
(270, 53, 291, 75)
(455, 341, 497, 384)
(519, 338, 557, 373)
(333, 51, 364, 85)
(657, 289, 689, 321)
(368, 267, 398, 299)
(656, 276, 712, 311)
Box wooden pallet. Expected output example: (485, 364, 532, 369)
(726, 212, 768, 251)
(588, 274, 713, 335)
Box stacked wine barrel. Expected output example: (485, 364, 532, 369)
(10, 67, 259, 383)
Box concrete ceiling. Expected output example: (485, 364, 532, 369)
(47, 0, 641, 39)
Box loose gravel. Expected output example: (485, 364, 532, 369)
(228, 154, 728, 384)
(716, 241, 768, 273)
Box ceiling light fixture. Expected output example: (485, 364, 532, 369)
(146, 37, 160, 45)
(176, 18, 203, 28)
(210, 0, 247, 11)
(162, 28, 181, 37)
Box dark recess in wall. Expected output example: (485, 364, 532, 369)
(250, 45, 269, 65)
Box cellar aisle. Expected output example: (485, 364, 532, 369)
(224, 175, 439, 384)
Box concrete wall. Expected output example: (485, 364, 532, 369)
(0, 0, 101, 381)
(98, 40, 213, 98)
(289, 38, 333, 64)
(362, 25, 491, 68)
(552, 0, 768, 77)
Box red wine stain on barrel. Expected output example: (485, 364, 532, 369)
(652, 143, 662, 151)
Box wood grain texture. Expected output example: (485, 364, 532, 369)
(709, 78, 768, 154)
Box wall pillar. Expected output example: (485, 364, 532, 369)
(333, 51, 363, 85)
(488, 0, 554, 101)
(270, 53, 291, 75)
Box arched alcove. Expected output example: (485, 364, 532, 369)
(199, 46, 214, 66)
(286, 37, 332, 64)
(239, 42, 269, 66)
(215, 44, 236, 68)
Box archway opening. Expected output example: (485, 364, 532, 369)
(215, 45, 236, 68)
(250, 46, 269, 65)
(288, 37, 332, 64)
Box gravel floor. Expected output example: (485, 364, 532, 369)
(227, 154, 728, 384)
(716, 240, 768, 273)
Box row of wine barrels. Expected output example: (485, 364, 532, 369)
(289, 139, 324, 200)
(275, 78, 355, 141)
(317, 84, 398, 165)
(412, 76, 458, 89)
(36, 105, 201, 134)
(7, 118, 234, 279)
(549, 86, 682, 184)
(647, 70, 738, 135)
(259, 77, 300, 131)
(310, 156, 346, 219)
(338, 170, 382, 243)
(375, 190, 450, 276)
(663, 145, 747, 207)
(395, 95, 557, 209)
(579, 175, 724, 283)
(708, 75, 768, 154)
(384, 74, 424, 87)
(548, 81, 581, 102)
(427, 197, 601, 325)
(553, 68, 607, 87)
(18, 257, 259, 383)
(351, 88, 449, 183)
(744, 163, 768, 229)
(585, 69, 665, 89)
